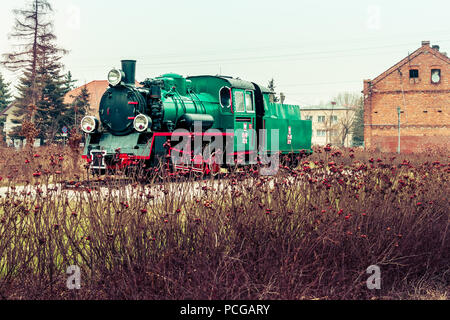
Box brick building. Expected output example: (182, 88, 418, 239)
(363, 41, 450, 153)
(64, 80, 142, 118)
(64, 80, 110, 118)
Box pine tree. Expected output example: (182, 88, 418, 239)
(62, 71, 76, 94)
(267, 78, 280, 103)
(1, 0, 68, 144)
(352, 103, 365, 146)
(0, 72, 12, 113)
(65, 85, 90, 132)
(74, 85, 90, 121)
(0, 72, 12, 142)
(34, 29, 70, 142)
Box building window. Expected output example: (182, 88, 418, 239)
(330, 129, 338, 136)
(431, 69, 441, 84)
(331, 115, 338, 123)
(317, 130, 326, 137)
(305, 115, 313, 121)
(409, 69, 419, 79)
(318, 115, 325, 123)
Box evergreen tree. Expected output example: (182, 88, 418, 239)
(34, 28, 70, 142)
(62, 71, 76, 95)
(267, 78, 280, 103)
(0, 72, 12, 142)
(65, 85, 90, 132)
(352, 103, 365, 146)
(2, 0, 68, 144)
(0, 72, 12, 113)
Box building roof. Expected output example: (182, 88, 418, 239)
(187, 75, 273, 93)
(64, 80, 109, 111)
(368, 41, 450, 86)
(64, 80, 143, 112)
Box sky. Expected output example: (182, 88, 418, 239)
(0, 0, 449, 106)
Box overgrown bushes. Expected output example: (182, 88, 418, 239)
(0, 146, 448, 299)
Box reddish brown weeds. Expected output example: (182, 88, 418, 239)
(0, 145, 448, 299)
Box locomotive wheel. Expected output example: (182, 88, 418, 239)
(280, 153, 300, 169)
(286, 153, 300, 169)
(291, 155, 300, 169)
(203, 145, 221, 177)
(155, 156, 173, 181)
(207, 158, 221, 177)
(191, 164, 205, 179)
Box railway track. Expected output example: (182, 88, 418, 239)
(60, 164, 265, 191)
(62, 176, 135, 190)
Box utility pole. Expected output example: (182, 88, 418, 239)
(397, 106, 401, 154)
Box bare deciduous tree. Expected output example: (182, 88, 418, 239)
(329, 93, 363, 146)
(267, 78, 280, 103)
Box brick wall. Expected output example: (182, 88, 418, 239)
(363, 41, 450, 153)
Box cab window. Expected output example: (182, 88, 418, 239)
(234, 90, 245, 112)
(219, 87, 231, 108)
(245, 91, 254, 112)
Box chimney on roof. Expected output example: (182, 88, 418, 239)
(422, 40, 430, 46)
(432, 45, 440, 51)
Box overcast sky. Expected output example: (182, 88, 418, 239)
(0, 0, 449, 105)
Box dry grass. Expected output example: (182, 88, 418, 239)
(0, 145, 448, 300)
(0, 144, 86, 186)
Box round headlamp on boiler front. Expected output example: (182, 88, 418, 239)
(107, 68, 125, 86)
(133, 114, 151, 132)
(80, 116, 99, 133)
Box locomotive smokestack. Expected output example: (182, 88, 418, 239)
(121, 60, 136, 86)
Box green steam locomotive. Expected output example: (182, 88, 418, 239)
(81, 60, 312, 176)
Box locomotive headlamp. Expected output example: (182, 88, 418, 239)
(133, 114, 151, 132)
(81, 116, 99, 133)
(108, 68, 124, 86)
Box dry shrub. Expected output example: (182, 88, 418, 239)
(0, 146, 448, 299)
(0, 145, 85, 186)
(68, 128, 83, 173)
(20, 120, 39, 150)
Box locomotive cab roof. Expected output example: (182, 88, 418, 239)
(187, 75, 272, 94)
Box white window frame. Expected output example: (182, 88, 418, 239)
(244, 90, 255, 113)
(233, 90, 245, 113)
